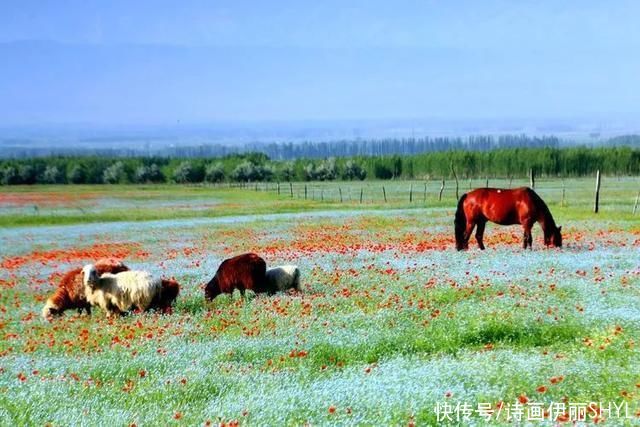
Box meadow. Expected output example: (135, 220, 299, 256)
(0, 177, 639, 425)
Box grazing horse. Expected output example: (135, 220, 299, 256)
(455, 187, 562, 250)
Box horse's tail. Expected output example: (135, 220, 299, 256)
(454, 193, 468, 251)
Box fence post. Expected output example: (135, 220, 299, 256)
(529, 168, 535, 189)
(439, 179, 445, 201)
(304, 185, 307, 200)
(509, 176, 513, 188)
(423, 182, 427, 204)
(290, 182, 293, 198)
(485, 177, 489, 188)
(594, 170, 601, 213)
(409, 183, 413, 203)
(360, 188, 363, 204)
(450, 163, 459, 200)
(277, 182, 280, 195)
(633, 190, 640, 214)
(321, 189, 324, 202)
(382, 186, 387, 203)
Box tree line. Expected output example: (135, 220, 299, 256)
(2, 134, 571, 159)
(0, 146, 638, 186)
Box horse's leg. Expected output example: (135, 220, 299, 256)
(475, 219, 487, 250)
(522, 222, 533, 249)
(528, 220, 535, 248)
(464, 222, 475, 249)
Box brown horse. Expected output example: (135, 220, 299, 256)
(455, 187, 562, 250)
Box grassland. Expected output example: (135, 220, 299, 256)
(1, 176, 639, 227)
(0, 177, 639, 425)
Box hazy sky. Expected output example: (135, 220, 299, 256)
(1, 1, 639, 126)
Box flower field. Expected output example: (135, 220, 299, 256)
(0, 179, 639, 425)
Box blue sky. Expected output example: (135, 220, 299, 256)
(1, 1, 639, 126)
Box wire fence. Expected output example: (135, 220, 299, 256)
(226, 174, 640, 213)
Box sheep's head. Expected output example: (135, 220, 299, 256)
(41, 300, 60, 321)
(95, 258, 128, 274)
(284, 265, 301, 291)
(204, 276, 220, 301)
(82, 264, 100, 289)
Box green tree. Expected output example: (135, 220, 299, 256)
(43, 165, 64, 184)
(303, 163, 316, 181)
(0, 166, 19, 185)
(342, 160, 366, 180)
(18, 164, 37, 184)
(173, 161, 194, 183)
(148, 164, 164, 183)
(306, 158, 336, 181)
(391, 155, 402, 178)
(279, 162, 295, 182)
(103, 162, 126, 184)
(133, 165, 151, 183)
(205, 162, 225, 183)
(231, 161, 256, 182)
(373, 162, 393, 179)
(257, 164, 275, 181)
(67, 164, 86, 184)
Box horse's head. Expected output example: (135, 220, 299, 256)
(545, 226, 562, 247)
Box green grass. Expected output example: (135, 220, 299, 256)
(2, 177, 639, 228)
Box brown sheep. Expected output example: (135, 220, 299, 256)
(149, 278, 181, 313)
(41, 259, 128, 320)
(204, 253, 267, 301)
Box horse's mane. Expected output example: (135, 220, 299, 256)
(525, 188, 556, 228)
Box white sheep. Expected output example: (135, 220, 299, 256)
(265, 265, 301, 293)
(82, 264, 162, 316)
